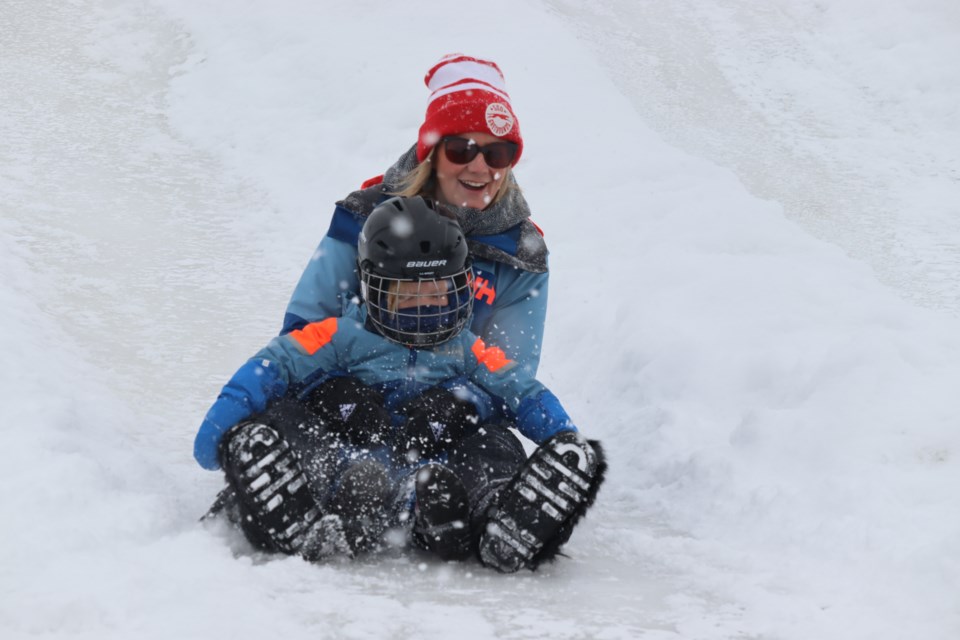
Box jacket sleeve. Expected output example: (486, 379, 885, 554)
(455, 267, 548, 424)
(281, 205, 364, 335)
(466, 336, 577, 444)
(193, 358, 289, 470)
(476, 268, 549, 379)
(193, 319, 342, 470)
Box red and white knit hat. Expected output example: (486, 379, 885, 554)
(417, 54, 523, 165)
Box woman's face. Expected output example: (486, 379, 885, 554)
(434, 131, 509, 210)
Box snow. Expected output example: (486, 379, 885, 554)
(2, 0, 959, 638)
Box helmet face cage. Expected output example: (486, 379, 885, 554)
(361, 266, 475, 348)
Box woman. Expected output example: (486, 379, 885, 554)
(196, 198, 605, 572)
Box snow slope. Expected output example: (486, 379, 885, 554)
(548, 0, 960, 314)
(2, 1, 958, 638)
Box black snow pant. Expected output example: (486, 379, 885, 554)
(211, 377, 528, 558)
(446, 422, 528, 546)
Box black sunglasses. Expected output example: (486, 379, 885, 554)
(442, 136, 518, 169)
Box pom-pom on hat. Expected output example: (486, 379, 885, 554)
(417, 54, 523, 165)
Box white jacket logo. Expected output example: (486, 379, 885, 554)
(406, 260, 447, 268)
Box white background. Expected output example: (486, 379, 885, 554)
(2, 1, 959, 638)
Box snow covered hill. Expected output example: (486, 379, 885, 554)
(2, 1, 958, 638)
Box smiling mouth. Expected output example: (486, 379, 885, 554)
(459, 180, 487, 191)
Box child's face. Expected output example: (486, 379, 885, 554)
(395, 279, 450, 309)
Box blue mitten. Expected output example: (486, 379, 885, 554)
(193, 396, 251, 470)
(194, 419, 225, 470)
(516, 389, 578, 444)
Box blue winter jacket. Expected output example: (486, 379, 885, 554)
(193, 303, 576, 470)
(281, 186, 550, 414)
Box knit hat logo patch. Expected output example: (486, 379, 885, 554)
(485, 103, 514, 137)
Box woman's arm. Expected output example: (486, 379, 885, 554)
(471, 265, 549, 377)
(282, 234, 360, 335)
(448, 266, 548, 423)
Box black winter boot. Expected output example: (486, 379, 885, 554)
(477, 431, 607, 573)
(221, 422, 324, 555)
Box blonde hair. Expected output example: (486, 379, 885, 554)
(386, 280, 400, 315)
(392, 145, 516, 206)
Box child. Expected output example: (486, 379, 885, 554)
(194, 196, 605, 572)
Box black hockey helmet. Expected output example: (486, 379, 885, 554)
(358, 196, 474, 347)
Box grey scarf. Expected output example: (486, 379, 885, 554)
(382, 145, 531, 237)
